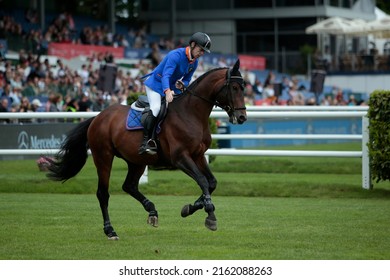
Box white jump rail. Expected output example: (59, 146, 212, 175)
(0, 106, 371, 189)
(216, 105, 368, 111)
(0, 110, 367, 119)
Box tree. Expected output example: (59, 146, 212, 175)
(376, 0, 390, 15)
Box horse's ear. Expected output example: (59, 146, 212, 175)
(233, 59, 240, 71)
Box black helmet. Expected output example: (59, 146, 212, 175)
(189, 32, 211, 53)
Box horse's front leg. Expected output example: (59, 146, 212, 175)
(203, 194, 217, 231)
(181, 174, 217, 217)
(181, 195, 204, 217)
(177, 155, 218, 231)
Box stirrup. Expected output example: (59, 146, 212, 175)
(145, 139, 157, 155)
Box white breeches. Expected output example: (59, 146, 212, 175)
(145, 86, 162, 117)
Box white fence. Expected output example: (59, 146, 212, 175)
(0, 106, 370, 189)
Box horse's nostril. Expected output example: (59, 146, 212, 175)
(239, 115, 247, 123)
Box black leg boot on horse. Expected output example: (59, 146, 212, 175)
(138, 110, 157, 155)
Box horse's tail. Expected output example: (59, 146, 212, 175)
(46, 117, 95, 182)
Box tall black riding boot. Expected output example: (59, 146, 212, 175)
(138, 112, 157, 155)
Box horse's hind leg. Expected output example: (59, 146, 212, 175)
(122, 163, 159, 227)
(97, 188, 119, 240)
(94, 155, 119, 240)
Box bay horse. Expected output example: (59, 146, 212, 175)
(46, 59, 247, 240)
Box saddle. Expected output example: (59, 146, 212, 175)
(126, 95, 167, 137)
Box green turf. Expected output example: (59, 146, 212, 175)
(1, 193, 389, 260)
(1, 142, 389, 197)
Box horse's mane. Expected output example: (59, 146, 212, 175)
(187, 67, 228, 91)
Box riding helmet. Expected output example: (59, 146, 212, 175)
(189, 32, 211, 53)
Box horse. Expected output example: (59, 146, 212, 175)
(46, 59, 247, 240)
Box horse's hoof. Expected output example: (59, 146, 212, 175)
(205, 217, 217, 231)
(107, 232, 119, 241)
(108, 235, 119, 241)
(147, 216, 159, 227)
(181, 204, 191, 217)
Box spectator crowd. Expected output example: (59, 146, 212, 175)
(241, 71, 367, 107)
(0, 49, 150, 124)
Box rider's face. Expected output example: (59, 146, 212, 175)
(191, 45, 205, 59)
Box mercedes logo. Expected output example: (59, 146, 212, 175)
(18, 131, 29, 149)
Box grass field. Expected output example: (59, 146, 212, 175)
(0, 143, 390, 260)
(1, 193, 389, 260)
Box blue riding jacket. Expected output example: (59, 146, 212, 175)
(143, 47, 198, 95)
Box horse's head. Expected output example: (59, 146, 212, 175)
(217, 59, 247, 124)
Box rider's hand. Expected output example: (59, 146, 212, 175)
(165, 89, 174, 103)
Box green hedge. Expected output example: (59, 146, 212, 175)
(367, 90, 390, 183)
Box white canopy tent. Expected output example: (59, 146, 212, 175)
(305, 17, 368, 70)
(366, 8, 390, 55)
(306, 10, 390, 67)
(366, 15, 390, 39)
(305, 17, 367, 36)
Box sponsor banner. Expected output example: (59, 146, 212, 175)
(238, 54, 266, 70)
(48, 43, 124, 59)
(110, 48, 266, 71)
(0, 123, 76, 150)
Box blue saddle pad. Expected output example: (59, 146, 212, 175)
(126, 108, 143, 130)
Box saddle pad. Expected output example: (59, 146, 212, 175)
(125, 103, 164, 133)
(126, 108, 143, 130)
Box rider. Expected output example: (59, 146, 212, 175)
(139, 32, 211, 155)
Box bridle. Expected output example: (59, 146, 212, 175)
(184, 68, 247, 114)
(220, 68, 247, 114)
